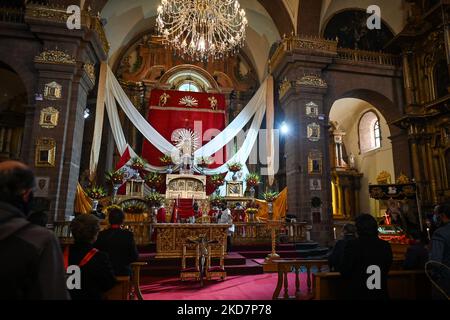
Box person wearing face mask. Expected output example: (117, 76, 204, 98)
(0, 161, 69, 299)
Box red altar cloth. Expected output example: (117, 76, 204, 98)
(142, 89, 226, 167)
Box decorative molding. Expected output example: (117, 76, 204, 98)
(296, 75, 327, 88)
(305, 101, 319, 117)
(278, 78, 291, 100)
(35, 50, 76, 65)
(83, 63, 96, 84)
(35, 138, 56, 168)
(44, 81, 62, 100)
(307, 122, 321, 142)
(39, 107, 59, 129)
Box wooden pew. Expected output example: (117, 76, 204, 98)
(103, 262, 147, 300)
(103, 276, 130, 300)
(313, 271, 431, 300)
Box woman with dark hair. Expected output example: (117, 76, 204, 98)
(94, 207, 139, 276)
(340, 214, 393, 300)
(65, 214, 116, 300)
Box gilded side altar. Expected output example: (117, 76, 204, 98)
(154, 223, 229, 258)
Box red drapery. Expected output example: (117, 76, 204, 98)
(142, 89, 226, 167)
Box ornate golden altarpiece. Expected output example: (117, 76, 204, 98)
(154, 223, 229, 258)
(165, 174, 207, 199)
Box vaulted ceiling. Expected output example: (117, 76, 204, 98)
(80, 0, 407, 79)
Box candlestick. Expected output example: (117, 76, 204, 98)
(333, 227, 337, 240)
(427, 228, 431, 241)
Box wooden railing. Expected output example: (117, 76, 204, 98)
(272, 259, 330, 300)
(232, 222, 308, 244)
(336, 48, 401, 66)
(54, 221, 309, 246)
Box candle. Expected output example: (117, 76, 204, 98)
(333, 227, 337, 240)
(427, 228, 431, 241)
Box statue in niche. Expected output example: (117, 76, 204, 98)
(348, 153, 356, 169)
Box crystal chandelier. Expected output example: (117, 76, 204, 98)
(156, 0, 248, 61)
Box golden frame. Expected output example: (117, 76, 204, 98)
(35, 138, 56, 168)
(226, 181, 243, 197)
(307, 122, 321, 142)
(44, 81, 62, 100)
(39, 107, 59, 129)
(308, 151, 323, 175)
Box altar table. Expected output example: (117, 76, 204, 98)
(154, 223, 230, 258)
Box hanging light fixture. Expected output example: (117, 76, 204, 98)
(156, 0, 248, 61)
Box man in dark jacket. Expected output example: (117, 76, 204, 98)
(95, 208, 139, 276)
(340, 214, 393, 300)
(328, 223, 357, 272)
(429, 202, 450, 299)
(66, 214, 117, 300)
(0, 161, 69, 300)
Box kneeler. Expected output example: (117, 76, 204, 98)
(180, 242, 200, 281)
(206, 244, 226, 281)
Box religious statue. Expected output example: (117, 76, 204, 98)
(208, 96, 218, 110)
(171, 128, 200, 174)
(348, 153, 355, 169)
(159, 92, 170, 107)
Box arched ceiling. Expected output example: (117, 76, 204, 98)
(95, 0, 409, 80)
(100, 0, 289, 81)
(320, 0, 408, 36)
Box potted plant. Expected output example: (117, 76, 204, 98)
(245, 172, 260, 198)
(245, 201, 260, 222)
(145, 192, 165, 208)
(105, 169, 126, 203)
(130, 156, 147, 172)
(263, 191, 279, 219)
(209, 174, 225, 194)
(160, 154, 174, 173)
(227, 162, 242, 180)
(145, 172, 163, 192)
(86, 186, 107, 211)
(210, 195, 225, 209)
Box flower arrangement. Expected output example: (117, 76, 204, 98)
(263, 191, 279, 202)
(210, 174, 225, 188)
(245, 172, 261, 187)
(145, 172, 163, 189)
(145, 192, 165, 208)
(122, 202, 147, 214)
(86, 186, 107, 199)
(210, 195, 225, 208)
(105, 169, 125, 185)
(160, 154, 174, 166)
(227, 162, 243, 172)
(130, 156, 147, 171)
(196, 156, 214, 168)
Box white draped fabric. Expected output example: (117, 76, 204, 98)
(90, 65, 275, 189)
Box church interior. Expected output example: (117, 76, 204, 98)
(0, 0, 450, 301)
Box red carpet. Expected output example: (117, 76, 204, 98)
(141, 273, 310, 300)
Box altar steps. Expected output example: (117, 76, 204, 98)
(138, 253, 263, 276)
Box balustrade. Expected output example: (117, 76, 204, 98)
(53, 220, 308, 246)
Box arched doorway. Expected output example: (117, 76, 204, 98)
(329, 97, 395, 219)
(0, 61, 26, 161)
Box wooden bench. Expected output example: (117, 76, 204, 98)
(313, 271, 431, 300)
(103, 262, 147, 300)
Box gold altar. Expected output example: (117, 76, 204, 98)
(154, 223, 230, 258)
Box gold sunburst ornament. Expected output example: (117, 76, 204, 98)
(179, 96, 198, 107)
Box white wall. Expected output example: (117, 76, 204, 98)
(330, 98, 395, 217)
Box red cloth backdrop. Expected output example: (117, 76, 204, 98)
(142, 89, 226, 167)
